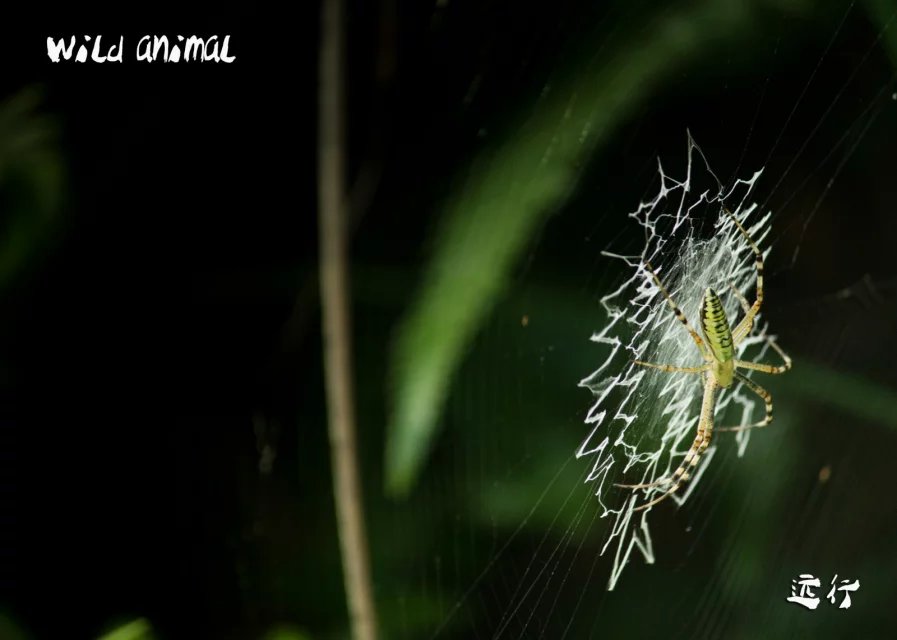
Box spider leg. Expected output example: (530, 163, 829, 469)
(729, 281, 751, 315)
(615, 474, 675, 490)
(631, 430, 713, 511)
(619, 375, 718, 511)
(735, 338, 792, 375)
(717, 372, 773, 432)
(725, 209, 765, 345)
(729, 281, 755, 350)
(632, 360, 710, 374)
(642, 261, 711, 361)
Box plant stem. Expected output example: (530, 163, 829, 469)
(318, 0, 378, 637)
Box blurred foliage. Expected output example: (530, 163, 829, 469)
(263, 625, 313, 640)
(0, 87, 66, 640)
(780, 358, 897, 431)
(0, 612, 29, 640)
(95, 618, 155, 640)
(383, 0, 822, 496)
(0, 86, 65, 287)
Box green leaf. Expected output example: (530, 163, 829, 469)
(96, 618, 154, 640)
(0, 86, 66, 287)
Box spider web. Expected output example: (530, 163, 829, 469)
(578, 135, 784, 590)
(385, 5, 897, 638)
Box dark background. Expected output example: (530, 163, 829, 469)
(1, 2, 896, 638)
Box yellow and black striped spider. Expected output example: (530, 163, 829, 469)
(617, 209, 792, 512)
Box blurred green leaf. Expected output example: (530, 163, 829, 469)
(0, 86, 66, 287)
(96, 618, 154, 640)
(263, 625, 313, 640)
(779, 358, 897, 430)
(0, 612, 30, 640)
(384, 0, 801, 496)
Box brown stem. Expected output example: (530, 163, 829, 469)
(318, 0, 379, 638)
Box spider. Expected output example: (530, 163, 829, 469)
(617, 208, 792, 512)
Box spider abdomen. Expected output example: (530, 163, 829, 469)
(700, 287, 735, 366)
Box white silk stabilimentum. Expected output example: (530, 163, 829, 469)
(579, 136, 782, 590)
